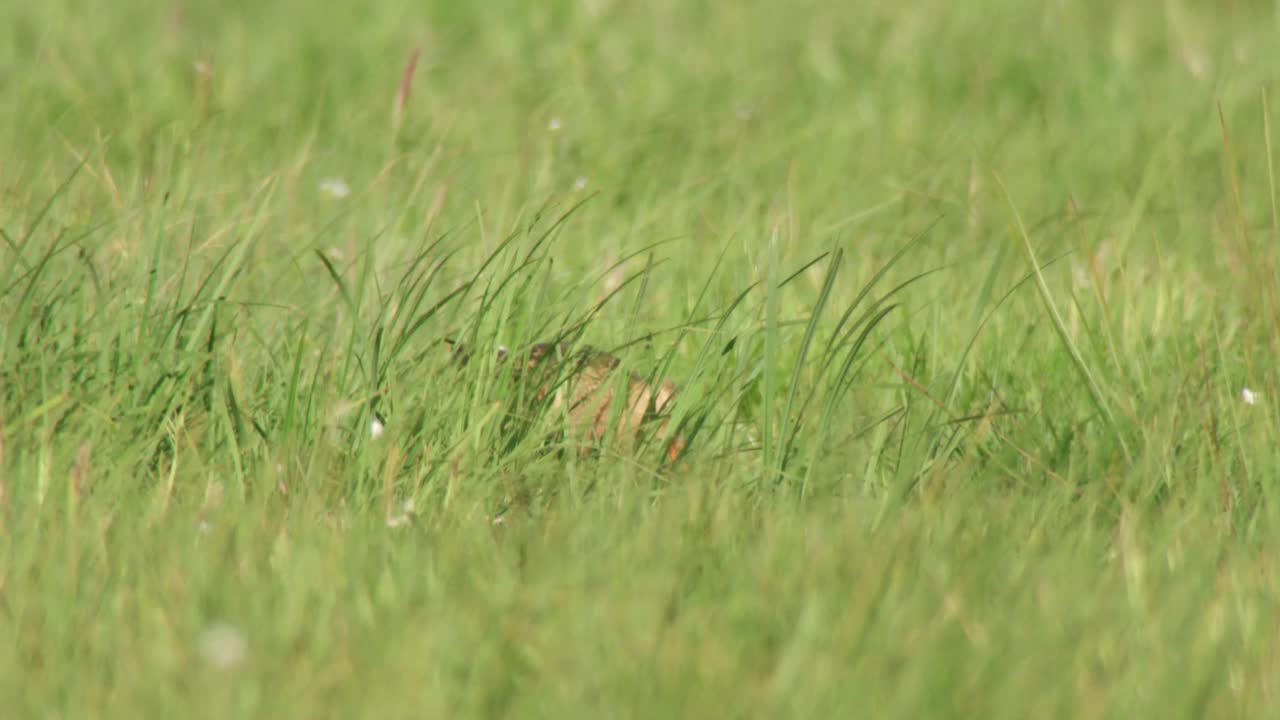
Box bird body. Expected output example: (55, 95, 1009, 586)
(451, 339, 686, 461)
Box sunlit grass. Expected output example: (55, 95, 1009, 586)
(3, 0, 1280, 716)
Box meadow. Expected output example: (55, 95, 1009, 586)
(3, 0, 1280, 716)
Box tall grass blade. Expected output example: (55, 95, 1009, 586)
(995, 174, 1132, 463)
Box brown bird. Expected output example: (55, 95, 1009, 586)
(450, 339, 686, 462)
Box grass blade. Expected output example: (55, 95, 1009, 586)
(995, 173, 1132, 463)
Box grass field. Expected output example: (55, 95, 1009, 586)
(4, 0, 1280, 716)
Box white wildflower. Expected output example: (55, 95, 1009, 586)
(548, 117, 562, 131)
(1242, 387, 1260, 406)
(1181, 49, 1209, 79)
(1071, 265, 1090, 289)
(386, 498, 415, 529)
(198, 622, 247, 671)
(370, 415, 385, 438)
(319, 178, 351, 199)
(573, 176, 588, 191)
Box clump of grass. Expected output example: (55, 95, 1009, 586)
(5, 0, 1280, 716)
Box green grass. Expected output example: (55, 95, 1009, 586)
(4, 0, 1280, 716)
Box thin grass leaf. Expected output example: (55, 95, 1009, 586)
(778, 247, 841, 476)
(994, 173, 1132, 463)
